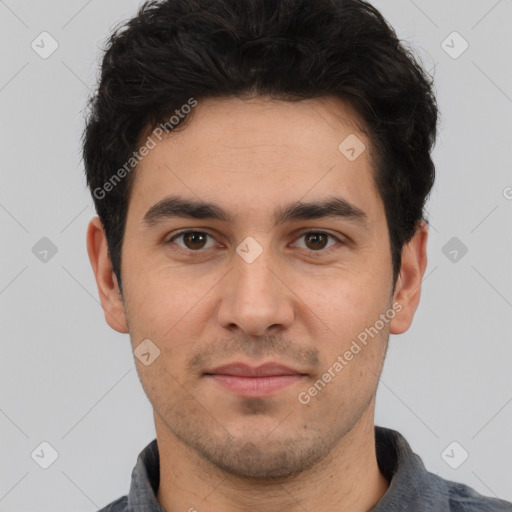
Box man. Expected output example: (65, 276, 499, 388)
(83, 0, 512, 510)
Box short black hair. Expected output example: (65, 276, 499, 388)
(82, 0, 439, 295)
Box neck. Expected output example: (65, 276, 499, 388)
(155, 406, 389, 512)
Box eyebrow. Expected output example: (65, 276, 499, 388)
(142, 195, 368, 228)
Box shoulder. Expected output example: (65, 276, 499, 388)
(430, 473, 512, 511)
(96, 495, 128, 512)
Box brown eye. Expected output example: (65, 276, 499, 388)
(183, 232, 208, 250)
(168, 231, 216, 251)
(304, 232, 329, 250)
(293, 231, 340, 253)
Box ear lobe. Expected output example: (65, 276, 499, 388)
(389, 220, 429, 335)
(86, 216, 129, 334)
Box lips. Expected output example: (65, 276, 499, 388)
(205, 362, 305, 377)
(204, 362, 306, 397)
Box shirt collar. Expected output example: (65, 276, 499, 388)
(126, 426, 432, 512)
(370, 426, 434, 511)
(127, 438, 165, 512)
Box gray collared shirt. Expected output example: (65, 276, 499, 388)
(97, 426, 512, 511)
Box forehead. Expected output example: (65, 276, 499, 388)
(128, 96, 383, 225)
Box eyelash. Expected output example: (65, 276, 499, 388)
(165, 230, 345, 256)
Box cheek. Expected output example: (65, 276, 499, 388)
(300, 268, 390, 328)
(124, 275, 211, 376)
(299, 268, 391, 379)
(123, 262, 195, 332)
(296, 328, 387, 426)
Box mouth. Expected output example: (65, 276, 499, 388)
(203, 362, 307, 397)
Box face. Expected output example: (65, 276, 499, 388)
(88, 95, 427, 480)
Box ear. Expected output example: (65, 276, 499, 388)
(390, 220, 429, 334)
(86, 216, 129, 333)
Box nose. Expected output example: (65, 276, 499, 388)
(216, 239, 295, 337)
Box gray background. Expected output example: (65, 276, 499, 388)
(0, 0, 511, 510)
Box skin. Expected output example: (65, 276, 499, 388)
(87, 95, 428, 512)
